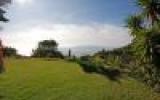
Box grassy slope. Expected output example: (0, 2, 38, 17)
(0, 58, 159, 100)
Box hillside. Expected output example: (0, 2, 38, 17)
(0, 58, 159, 100)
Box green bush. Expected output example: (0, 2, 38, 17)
(76, 59, 98, 73)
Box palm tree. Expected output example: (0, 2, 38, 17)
(126, 15, 143, 36)
(127, 0, 160, 62)
(137, 0, 160, 26)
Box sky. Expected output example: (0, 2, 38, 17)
(0, 0, 138, 56)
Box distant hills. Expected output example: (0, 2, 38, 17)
(59, 45, 114, 57)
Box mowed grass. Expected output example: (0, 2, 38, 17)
(0, 58, 159, 100)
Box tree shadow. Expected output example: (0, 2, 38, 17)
(98, 66, 122, 81)
(0, 95, 4, 99)
(0, 66, 5, 74)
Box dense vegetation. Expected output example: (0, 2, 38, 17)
(90, 0, 160, 92)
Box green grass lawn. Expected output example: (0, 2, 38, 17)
(0, 58, 159, 100)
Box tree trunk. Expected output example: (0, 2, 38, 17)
(0, 40, 4, 73)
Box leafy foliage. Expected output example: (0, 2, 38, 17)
(3, 47, 17, 57)
(137, 0, 160, 25)
(97, 0, 160, 92)
(32, 40, 64, 58)
(89, 0, 160, 92)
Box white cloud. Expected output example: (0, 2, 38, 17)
(1, 23, 132, 56)
(14, 0, 34, 6)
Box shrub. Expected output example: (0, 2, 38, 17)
(76, 59, 98, 73)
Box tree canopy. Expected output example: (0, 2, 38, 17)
(32, 40, 63, 58)
(4, 47, 17, 57)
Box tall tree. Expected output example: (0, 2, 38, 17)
(32, 40, 63, 58)
(126, 0, 160, 62)
(124, 0, 160, 90)
(68, 49, 71, 57)
(137, 0, 160, 26)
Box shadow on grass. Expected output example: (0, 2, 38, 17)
(78, 61, 122, 82)
(0, 95, 4, 99)
(0, 63, 5, 74)
(99, 66, 122, 81)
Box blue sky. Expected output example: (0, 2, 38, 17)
(1, 0, 137, 55)
(8, 0, 137, 25)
